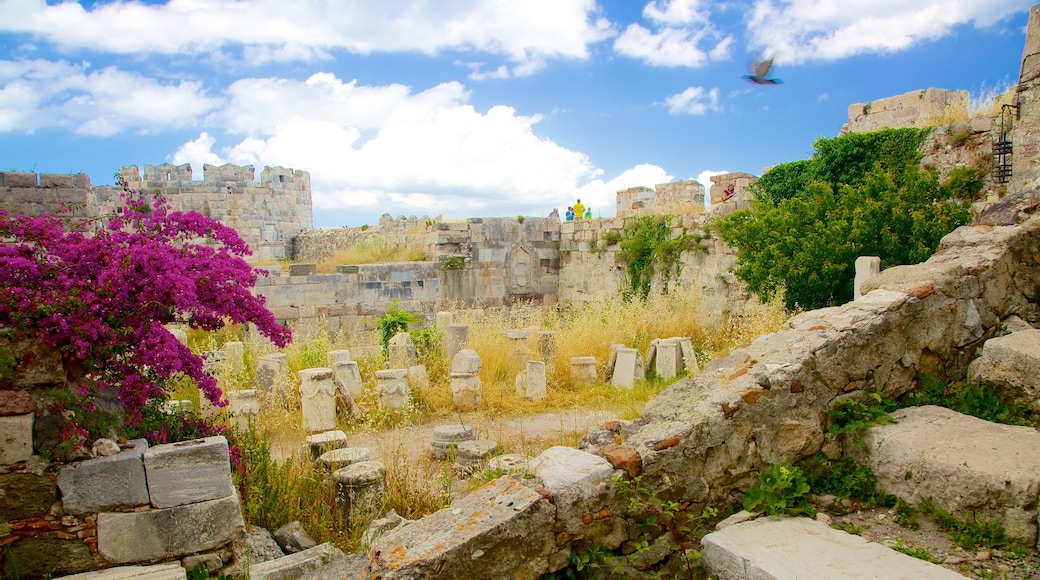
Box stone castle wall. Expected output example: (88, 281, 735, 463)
(616, 179, 705, 217)
(847, 88, 970, 133)
(0, 163, 312, 261)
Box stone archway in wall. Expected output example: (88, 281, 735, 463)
(506, 242, 542, 304)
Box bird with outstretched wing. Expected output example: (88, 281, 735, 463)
(744, 57, 782, 85)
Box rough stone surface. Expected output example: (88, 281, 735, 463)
(967, 329, 1040, 410)
(274, 520, 319, 554)
(701, 516, 964, 579)
(0, 471, 57, 520)
(368, 476, 555, 579)
(0, 389, 34, 415)
(248, 542, 345, 580)
(60, 563, 187, 579)
(143, 436, 234, 509)
(0, 412, 33, 465)
(849, 405, 1040, 546)
(2, 533, 94, 578)
(97, 493, 245, 564)
(299, 368, 338, 433)
(58, 438, 149, 514)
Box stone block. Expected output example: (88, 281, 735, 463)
(332, 360, 363, 401)
(569, 356, 597, 384)
(224, 341, 244, 374)
(967, 329, 1040, 410)
(319, 447, 371, 472)
(701, 516, 963, 579)
(144, 436, 234, 509)
(375, 368, 411, 410)
(854, 256, 881, 301)
(0, 412, 33, 465)
(288, 263, 317, 276)
(610, 347, 640, 388)
(60, 563, 187, 579)
(249, 542, 346, 580)
(306, 430, 348, 461)
(299, 368, 338, 433)
(98, 493, 245, 564)
(333, 461, 386, 525)
(2, 534, 94, 578)
(516, 360, 546, 400)
(227, 389, 260, 431)
(0, 471, 58, 520)
(58, 439, 149, 514)
(369, 476, 555, 579)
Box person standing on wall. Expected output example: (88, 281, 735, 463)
(583, 207, 592, 219)
(573, 199, 585, 219)
(565, 206, 575, 221)
(549, 208, 560, 219)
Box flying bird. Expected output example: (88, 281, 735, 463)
(744, 57, 782, 85)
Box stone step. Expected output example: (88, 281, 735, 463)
(247, 542, 346, 580)
(61, 563, 186, 579)
(701, 516, 964, 579)
(849, 405, 1040, 546)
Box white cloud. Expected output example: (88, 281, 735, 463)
(695, 169, 729, 210)
(0, 59, 220, 135)
(169, 73, 604, 219)
(614, 0, 731, 67)
(748, 0, 1030, 64)
(665, 86, 720, 115)
(0, 0, 614, 74)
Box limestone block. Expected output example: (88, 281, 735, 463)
(144, 436, 234, 509)
(288, 263, 316, 276)
(332, 360, 363, 401)
(59, 563, 187, 579)
(529, 446, 615, 535)
(701, 516, 963, 579)
(967, 329, 1040, 409)
(610, 347, 640, 388)
(569, 356, 597, 384)
(388, 332, 417, 368)
(850, 406, 1040, 546)
(0, 413, 33, 465)
(430, 424, 475, 460)
(854, 256, 882, 301)
(451, 349, 482, 374)
(369, 476, 555, 579)
(319, 447, 371, 472)
(654, 339, 679, 379)
(407, 364, 429, 391)
(326, 349, 351, 367)
(0, 471, 58, 521)
(375, 369, 411, 410)
(299, 368, 338, 433)
(58, 439, 149, 514)
(249, 542, 345, 580)
(516, 360, 547, 400)
(435, 311, 453, 329)
(98, 493, 245, 564)
(255, 353, 288, 399)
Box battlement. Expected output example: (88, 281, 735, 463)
(616, 180, 705, 217)
(1, 164, 313, 261)
(846, 88, 969, 133)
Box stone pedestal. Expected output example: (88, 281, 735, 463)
(570, 356, 597, 385)
(538, 331, 556, 373)
(653, 339, 679, 379)
(450, 373, 482, 412)
(375, 369, 410, 410)
(435, 311, 453, 330)
(430, 425, 475, 460)
(327, 349, 352, 367)
(504, 329, 531, 365)
(319, 447, 370, 472)
(227, 389, 260, 431)
(333, 461, 386, 526)
(306, 430, 348, 461)
(299, 368, 338, 433)
(516, 360, 547, 400)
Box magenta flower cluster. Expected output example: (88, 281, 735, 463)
(0, 175, 292, 427)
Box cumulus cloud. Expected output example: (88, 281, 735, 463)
(0, 0, 614, 74)
(748, 0, 1029, 64)
(168, 72, 607, 219)
(614, 0, 731, 67)
(665, 86, 720, 115)
(0, 59, 220, 135)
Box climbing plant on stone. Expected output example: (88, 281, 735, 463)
(0, 175, 292, 442)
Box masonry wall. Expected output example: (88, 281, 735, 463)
(1013, 4, 1040, 193)
(616, 179, 705, 217)
(847, 88, 969, 133)
(0, 172, 95, 219)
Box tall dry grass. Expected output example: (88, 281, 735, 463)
(315, 239, 426, 273)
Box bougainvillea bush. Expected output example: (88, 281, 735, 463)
(0, 175, 291, 446)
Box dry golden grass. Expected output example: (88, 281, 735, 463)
(315, 239, 426, 273)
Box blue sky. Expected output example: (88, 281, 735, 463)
(0, 0, 1033, 228)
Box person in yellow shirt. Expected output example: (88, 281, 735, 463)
(572, 199, 585, 219)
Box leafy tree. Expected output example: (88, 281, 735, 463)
(0, 176, 292, 444)
(717, 128, 972, 310)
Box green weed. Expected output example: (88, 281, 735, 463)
(742, 462, 815, 517)
(901, 374, 1034, 427)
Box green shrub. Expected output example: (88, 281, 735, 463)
(800, 455, 895, 508)
(901, 374, 1034, 426)
(742, 462, 815, 517)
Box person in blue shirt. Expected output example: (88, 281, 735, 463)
(565, 206, 575, 221)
